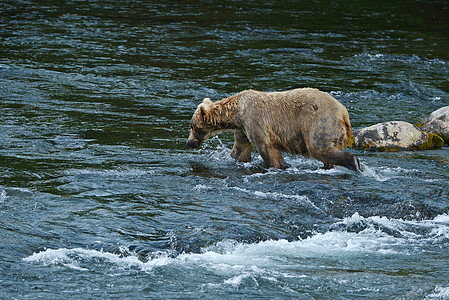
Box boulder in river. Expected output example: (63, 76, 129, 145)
(352, 121, 444, 151)
(417, 106, 449, 145)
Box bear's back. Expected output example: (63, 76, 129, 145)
(238, 88, 345, 116)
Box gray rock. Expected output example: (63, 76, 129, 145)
(353, 121, 443, 151)
(419, 106, 449, 144)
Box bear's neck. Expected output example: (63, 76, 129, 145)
(209, 94, 241, 129)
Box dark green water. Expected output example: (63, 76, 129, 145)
(1, 1, 449, 299)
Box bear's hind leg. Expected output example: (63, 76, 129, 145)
(231, 130, 253, 163)
(319, 149, 362, 172)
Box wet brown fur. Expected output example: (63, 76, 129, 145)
(187, 88, 361, 172)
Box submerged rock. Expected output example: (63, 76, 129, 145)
(352, 121, 444, 151)
(418, 106, 449, 145)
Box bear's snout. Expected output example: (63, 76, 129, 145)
(186, 139, 200, 148)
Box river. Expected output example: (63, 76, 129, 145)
(1, 0, 449, 299)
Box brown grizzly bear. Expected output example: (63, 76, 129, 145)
(187, 88, 362, 172)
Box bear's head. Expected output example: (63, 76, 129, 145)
(186, 98, 218, 148)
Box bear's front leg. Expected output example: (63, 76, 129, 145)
(231, 130, 253, 162)
(257, 144, 284, 169)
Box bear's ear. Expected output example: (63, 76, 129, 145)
(198, 98, 212, 121)
(202, 98, 212, 105)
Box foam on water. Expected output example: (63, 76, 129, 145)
(336, 213, 449, 245)
(361, 164, 420, 182)
(231, 186, 308, 202)
(205, 137, 235, 163)
(23, 247, 144, 271)
(24, 213, 449, 286)
(63, 167, 156, 178)
(426, 286, 449, 299)
(204, 140, 427, 183)
(230, 186, 321, 212)
(433, 214, 449, 223)
(0, 187, 34, 199)
(0, 189, 6, 203)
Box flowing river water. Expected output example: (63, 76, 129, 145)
(1, 1, 449, 299)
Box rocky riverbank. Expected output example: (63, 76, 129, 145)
(351, 106, 449, 151)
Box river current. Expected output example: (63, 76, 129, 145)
(1, 1, 449, 299)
